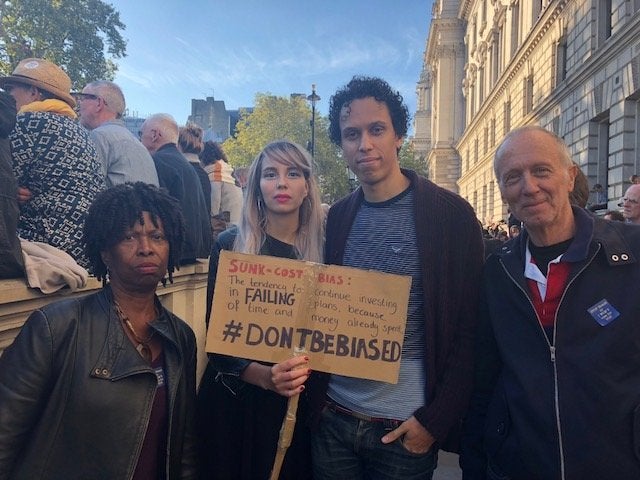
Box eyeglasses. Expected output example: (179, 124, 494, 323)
(138, 128, 157, 140)
(74, 92, 106, 105)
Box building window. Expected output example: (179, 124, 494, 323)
(482, 184, 488, 221)
(552, 116, 560, 136)
(491, 117, 496, 146)
(588, 112, 611, 204)
(511, 3, 520, 58)
(488, 181, 495, 221)
(491, 31, 501, 86)
(474, 138, 479, 164)
(532, 0, 543, 20)
(479, 66, 485, 104)
(636, 99, 640, 174)
(472, 16, 477, 51)
(598, 0, 613, 43)
(504, 98, 512, 134)
(484, 126, 489, 154)
(523, 74, 534, 115)
(470, 81, 476, 120)
(554, 35, 567, 86)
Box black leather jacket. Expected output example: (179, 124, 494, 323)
(0, 287, 198, 479)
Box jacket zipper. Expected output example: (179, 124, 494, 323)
(500, 245, 598, 480)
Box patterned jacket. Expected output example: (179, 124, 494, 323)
(11, 109, 105, 267)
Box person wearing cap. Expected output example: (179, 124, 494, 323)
(1, 58, 105, 268)
(78, 80, 159, 188)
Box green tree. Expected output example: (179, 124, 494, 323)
(399, 139, 428, 177)
(223, 93, 350, 203)
(0, 0, 126, 88)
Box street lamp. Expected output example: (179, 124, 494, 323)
(307, 84, 320, 156)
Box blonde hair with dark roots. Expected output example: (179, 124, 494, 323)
(234, 140, 324, 263)
(178, 122, 204, 154)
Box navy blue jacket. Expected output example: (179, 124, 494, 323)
(461, 208, 640, 479)
(153, 143, 211, 261)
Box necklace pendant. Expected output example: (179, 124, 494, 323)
(136, 343, 152, 363)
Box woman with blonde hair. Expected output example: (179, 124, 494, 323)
(197, 140, 324, 479)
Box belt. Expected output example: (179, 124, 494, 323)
(325, 400, 402, 429)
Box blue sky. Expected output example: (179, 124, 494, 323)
(108, 0, 432, 126)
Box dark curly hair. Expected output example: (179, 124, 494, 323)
(199, 140, 228, 166)
(328, 75, 409, 146)
(83, 182, 185, 285)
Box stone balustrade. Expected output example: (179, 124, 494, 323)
(0, 260, 211, 383)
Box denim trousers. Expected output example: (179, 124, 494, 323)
(312, 406, 438, 480)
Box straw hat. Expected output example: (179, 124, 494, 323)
(0, 58, 76, 108)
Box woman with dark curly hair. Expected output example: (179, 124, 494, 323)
(0, 182, 198, 479)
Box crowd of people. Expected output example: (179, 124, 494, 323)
(0, 58, 256, 278)
(0, 59, 639, 480)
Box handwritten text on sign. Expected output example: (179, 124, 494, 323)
(205, 251, 411, 383)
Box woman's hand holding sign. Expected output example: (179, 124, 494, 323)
(240, 356, 311, 397)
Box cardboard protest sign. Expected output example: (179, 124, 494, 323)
(205, 250, 411, 383)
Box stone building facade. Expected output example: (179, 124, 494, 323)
(415, 0, 640, 223)
(188, 96, 249, 143)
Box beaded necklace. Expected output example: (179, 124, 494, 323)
(113, 300, 156, 363)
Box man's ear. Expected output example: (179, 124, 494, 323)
(567, 163, 578, 191)
(395, 135, 404, 152)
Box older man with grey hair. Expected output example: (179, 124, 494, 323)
(461, 125, 640, 480)
(621, 183, 640, 225)
(140, 113, 211, 263)
(78, 80, 158, 187)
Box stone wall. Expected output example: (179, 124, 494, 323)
(0, 260, 210, 384)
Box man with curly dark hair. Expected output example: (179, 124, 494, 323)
(310, 76, 483, 479)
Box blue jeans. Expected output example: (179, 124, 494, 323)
(312, 406, 438, 479)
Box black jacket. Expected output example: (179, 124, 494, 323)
(461, 208, 640, 479)
(0, 91, 23, 278)
(153, 143, 211, 262)
(0, 288, 198, 479)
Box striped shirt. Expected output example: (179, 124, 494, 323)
(327, 187, 427, 420)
